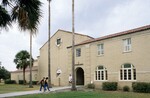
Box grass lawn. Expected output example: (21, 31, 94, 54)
(10, 90, 150, 98)
(0, 83, 39, 94)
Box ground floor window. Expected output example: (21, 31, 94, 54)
(95, 65, 107, 81)
(120, 63, 136, 81)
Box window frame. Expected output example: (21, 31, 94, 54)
(123, 38, 131, 52)
(120, 63, 136, 81)
(95, 65, 108, 81)
(56, 38, 62, 46)
(97, 44, 104, 56)
(76, 48, 81, 57)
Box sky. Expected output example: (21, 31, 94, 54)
(0, 0, 150, 71)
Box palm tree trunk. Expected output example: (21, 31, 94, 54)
(71, 0, 77, 91)
(29, 33, 33, 88)
(48, 0, 51, 87)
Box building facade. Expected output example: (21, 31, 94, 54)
(11, 59, 39, 83)
(11, 25, 150, 89)
(67, 25, 150, 89)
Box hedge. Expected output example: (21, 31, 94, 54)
(19, 80, 26, 84)
(102, 82, 118, 91)
(5, 79, 16, 84)
(132, 82, 150, 93)
(87, 83, 95, 89)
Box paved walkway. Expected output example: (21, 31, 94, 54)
(0, 86, 73, 98)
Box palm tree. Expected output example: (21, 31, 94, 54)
(0, 5, 11, 30)
(71, 0, 77, 91)
(14, 50, 30, 85)
(48, 0, 51, 88)
(2, 0, 42, 87)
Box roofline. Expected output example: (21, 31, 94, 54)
(39, 29, 94, 50)
(67, 24, 150, 48)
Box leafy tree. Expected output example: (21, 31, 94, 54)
(0, 66, 10, 82)
(14, 50, 33, 85)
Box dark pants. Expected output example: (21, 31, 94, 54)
(44, 84, 50, 91)
(40, 84, 44, 91)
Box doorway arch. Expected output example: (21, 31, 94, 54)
(76, 67, 84, 85)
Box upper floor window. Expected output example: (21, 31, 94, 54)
(97, 44, 104, 55)
(56, 38, 62, 46)
(120, 63, 136, 81)
(76, 48, 81, 57)
(123, 38, 131, 52)
(95, 65, 107, 81)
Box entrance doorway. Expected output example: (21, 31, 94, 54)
(76, 67, 84, 85)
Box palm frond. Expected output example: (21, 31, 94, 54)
(0, 5, 11, 29)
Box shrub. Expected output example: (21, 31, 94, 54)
(87, 83, 95, 89)
(132, 82, 150, 93)
(5, 79, 16, 84)
(123, 86, 130, 92)
(102, 82, 118, 91)
(19, 80, 26, 84)
(32, 81, 38, 85)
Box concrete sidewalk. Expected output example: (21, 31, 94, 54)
(0, 86, 73, 98)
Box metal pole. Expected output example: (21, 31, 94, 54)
(71, 0, 77, 91)
(48, 0, 51, 87)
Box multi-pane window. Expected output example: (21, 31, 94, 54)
(123, 38, 131, 52)
(97, 44, 104, 55)
(76, 48, 81, 57)
(95, 66, 107, 81)
(120, 63, 136, 81)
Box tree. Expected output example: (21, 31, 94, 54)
(71, 0, 77, 90)
(0, 5, 11, 30)
(0, 66, 10, 82)
(14, 50, 32, 85)
(2, 0, 42, 87)
(47, 0, 52, 88)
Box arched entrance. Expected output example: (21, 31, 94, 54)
(76, 67, 84, 85)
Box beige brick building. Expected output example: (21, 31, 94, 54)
(11, 25, 150, 89)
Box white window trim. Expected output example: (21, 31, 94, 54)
(55, 38, 62, 47)
(94, 66, 107, 81)
(123, 38, 132, 52)
(119, 64, 136, 81)
(97, 44, 104, 56)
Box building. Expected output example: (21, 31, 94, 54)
(11, 58, 39, 83)
(11, 25, 150, 89)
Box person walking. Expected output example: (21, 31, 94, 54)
(68, 74, 72, 86)
(39, 77, 45, 91)
(44, 77, 50, 91)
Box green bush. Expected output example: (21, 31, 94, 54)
(32, 81, 38, 85)
(87, 83, 95, 89)
(123, 86, 130, 92)
(132, 82, 150, 93)
(102, 82, 118, 91)
(19, 80, 26, 84)
(5, 79, 16, 84)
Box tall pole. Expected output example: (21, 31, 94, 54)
(48, 0, 51, 87)
(29, 33, 33, 88)
(71, 0, 77, 91)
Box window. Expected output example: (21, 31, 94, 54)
(76, 48, 81, 57)
(97, 44, 104, 55)
(123, 38, 131, 52)
(95, 65, 107, 81)
(56, 38, 61, 46)
(120, 63, 136, 81)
